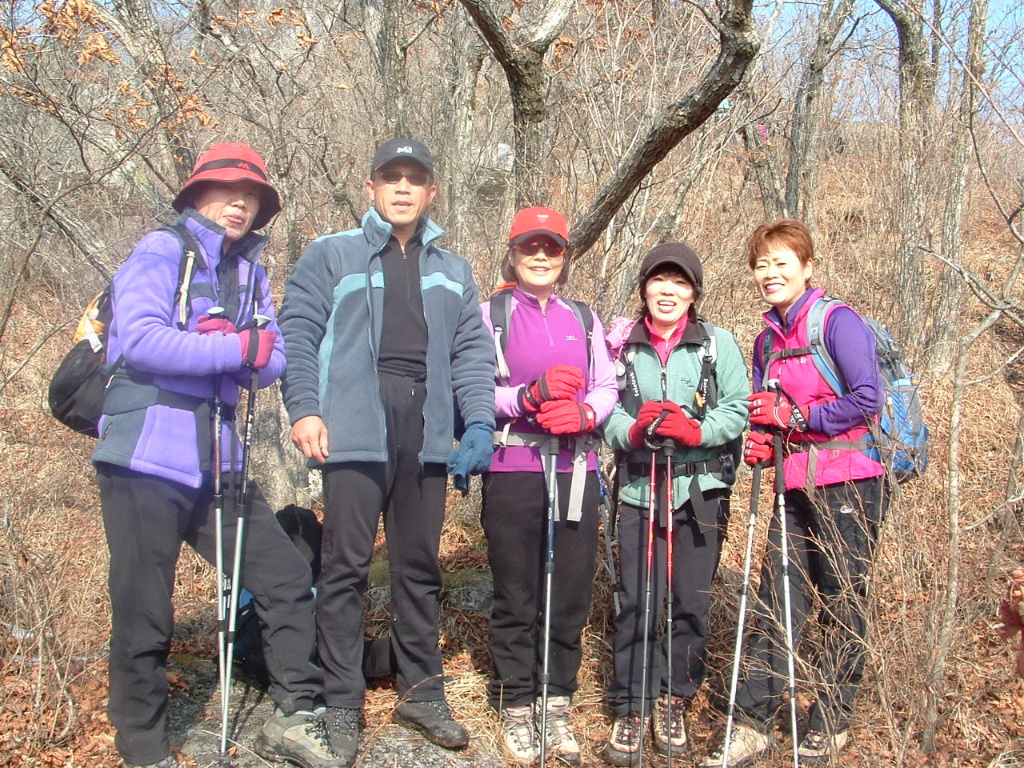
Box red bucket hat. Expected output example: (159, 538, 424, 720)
(508, 207, 569, 247)
(172, 142, 282, 231)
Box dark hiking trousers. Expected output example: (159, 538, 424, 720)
(481, 470, 600, 710)
(735, 476, 887, 733)
(317, 371, 449, 707)
(607, 494, 728, 716)
(97, 463, 321, 766)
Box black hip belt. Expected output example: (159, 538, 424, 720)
(625, 455, 730, 479)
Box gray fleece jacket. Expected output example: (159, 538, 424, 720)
(279, 208, 495, 465)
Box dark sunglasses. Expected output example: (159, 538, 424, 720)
(376, 169, 432, 187)
(513, 241, 566, 258)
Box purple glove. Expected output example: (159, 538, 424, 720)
(197, 315, 237, 335)
(238, 327, 276, 369)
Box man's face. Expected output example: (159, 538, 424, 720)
(365, 160, 437, 240)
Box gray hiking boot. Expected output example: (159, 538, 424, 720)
(393, 699, 469, 749)
(797, 729, 849, 764)
(502, 704, 540, 765)
(651, 694, 687, 755)
(122, 758, 179, 768)
(537, 695, 581, 766)
(255, 708, 346, 768)
(603, 712, 646, 766)
(698, 723, 774, 768)
(321, 706, 362, 767)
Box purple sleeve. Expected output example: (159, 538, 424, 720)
(808, 306, 884, 435)
(113, 232, 244, 376)
(582, 313, 619, 424)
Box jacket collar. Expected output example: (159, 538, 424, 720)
(362, 207, 445, 251)
(180, 210, 267, 265)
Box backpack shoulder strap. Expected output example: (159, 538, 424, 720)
(696, 319, 717, 416)
(490, 288, 514, 386)
(158, 223, 206, 331)
(565, 298, 595, 375)
(804, 295, 848, 395)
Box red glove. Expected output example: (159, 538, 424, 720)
(239, 328, 277, 369)
(536, 400, 596, 435)
(522, 364, 585, 411)
(743, 430, 773, 466)
(628, 401, 680, 447)
(654, 409, 702, 446)
(197, 315, 237, 335)
(748, 391, 807, 431)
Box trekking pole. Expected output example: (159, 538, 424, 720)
(662, 439, 676, 768)
(767, 380, 800, 768)
(721, 455, 763, 768)
(539, 436, 560, 768)
(597, 469, 621, 616)
(203, 306, 232, 756)
(636, 450, 659, 768)
(221, 314, 270, 754)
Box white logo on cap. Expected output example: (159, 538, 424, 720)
(537, 214, 549, 222)
(397, 146, 413, 154)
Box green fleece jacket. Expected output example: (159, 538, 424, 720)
(602, 315, 750, 512)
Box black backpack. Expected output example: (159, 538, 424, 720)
(47, 224, 203, 437)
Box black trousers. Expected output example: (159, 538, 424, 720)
(97, 463, 321, 766)
(481, 470, 599, 710)
(317, 372, 449, 707)
(607, 494, 728, 716)
(735, 476, 887, 733)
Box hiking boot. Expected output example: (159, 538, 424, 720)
(502, 704, 540, 765)
(123, 758, 179, 768)
(698, 724, 774, 768)
(603, 712, 646, 767)
(537, 695, 581, 766)
(797, 729, 849, 764)
(255, 708, 347, 768)
(392, 699, 469, 749)
(651, 695, 687, 755)
(321, 706, 361, 767)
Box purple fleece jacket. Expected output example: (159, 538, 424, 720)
(482, 288, 618, 473)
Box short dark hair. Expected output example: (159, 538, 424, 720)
(746, 218, 815, 270)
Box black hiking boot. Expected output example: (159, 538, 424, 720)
(392, 699, 469, 749)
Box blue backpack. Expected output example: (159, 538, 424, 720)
(761, 296, 930, 484)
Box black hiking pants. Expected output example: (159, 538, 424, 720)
(97, 463, 321, 766)
(317, 371, 449, 707)
(481, 470, 600, 711)
(607, 493, 728, 716)
(735, 476, 887, 734)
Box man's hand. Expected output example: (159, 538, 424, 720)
(447, 421, 495, 492)
(291, 415, 330, 464)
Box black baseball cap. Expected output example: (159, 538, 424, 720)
(638, 242, 704, 297)
(370, 138, 434, 176)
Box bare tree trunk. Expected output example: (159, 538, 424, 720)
(874, 0, 937, 355)
(571, 0, 758, 256)
(785, 0, 856, 226)
(740, 122, 786, 220)
(363, 0, 411, 137)
(925, 0, 989, 374)
(458, 0, 575, 208)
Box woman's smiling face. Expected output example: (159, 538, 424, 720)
(752, 245, 813, 314)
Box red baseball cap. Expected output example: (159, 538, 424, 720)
(172, 142, 282, 231)
(508, 207, 569, 247)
